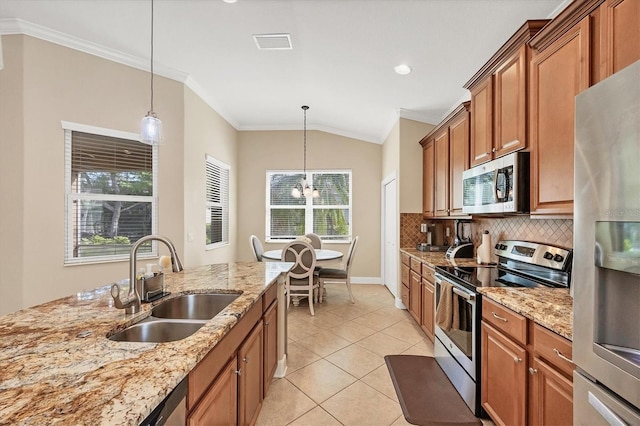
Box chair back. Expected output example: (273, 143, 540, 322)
(281, 241, 316, 279)
(249, 235, 264, 261)
(345, 236, 359, 271)
(304, 233, 322, 249)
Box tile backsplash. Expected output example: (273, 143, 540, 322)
(400, 213, 573, 252)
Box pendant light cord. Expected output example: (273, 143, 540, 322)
(150, 0, 155, 113)
(303, 106, 307, 175)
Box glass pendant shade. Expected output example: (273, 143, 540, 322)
(291, 187, 301, 198)
(140, 112, 163, 145)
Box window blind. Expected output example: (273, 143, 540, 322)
(206, 155, 229, 247)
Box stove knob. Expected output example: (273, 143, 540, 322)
(495, 243, 501, 250)
(500, 244, 508, 250)
(553, 254, 564, 262)
(543, 252, 554, 260)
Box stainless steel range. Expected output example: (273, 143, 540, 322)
(434, 240, 572, 416)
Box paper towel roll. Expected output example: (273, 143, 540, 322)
(478, 231, 492, 264)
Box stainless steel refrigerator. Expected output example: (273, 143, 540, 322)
(573, 60, 640, 424)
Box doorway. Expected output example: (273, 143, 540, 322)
(382, 173, 401, 307)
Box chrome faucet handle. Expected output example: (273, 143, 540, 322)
(110, 283, 141, 314)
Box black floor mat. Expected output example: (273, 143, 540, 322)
(384, 355, 481, 426)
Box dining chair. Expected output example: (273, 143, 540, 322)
(317, 236, 359, 303)
(281, 240, 319, 315)
(304, 233, 322, 249)
(249, 235, 264, 261)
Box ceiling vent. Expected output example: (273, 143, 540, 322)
(253, 33, 292, 50)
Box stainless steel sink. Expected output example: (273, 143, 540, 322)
(108, 319, 205, 343)
(108, 292, 241, 343)
(151, 293, 240, 320)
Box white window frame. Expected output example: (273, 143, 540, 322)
(265, 170, 352, 244)
(63, 121, 158, 265)
(205, 154, 230, 250)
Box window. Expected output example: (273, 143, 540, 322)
(64, 122, 157, 264)
(206, 155, 229, 248)
(266, 170, 351, 242)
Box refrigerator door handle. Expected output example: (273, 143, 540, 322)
(588, 391, 628, 426)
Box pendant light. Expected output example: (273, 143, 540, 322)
(291, 106, 319, 199)
(140, 0, 163, 145)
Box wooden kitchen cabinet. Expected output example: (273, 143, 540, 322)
(596, 0, 640, 81)
(529, 15, 591, 216)
(481, 298, 575, 426)
(262, 300, 277, 396)
(238, 321, 264, 426)
(465, 21, 548, 167)
(409, 270, 422, 323)
(420, 102, 470, 218)
(420, 273, 435, 341)
(188, 357, 238, 426)
(422, 140, 435, 217)
(434, 128, 450, 217)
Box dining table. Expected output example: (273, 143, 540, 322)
(262, 248, 344, 262)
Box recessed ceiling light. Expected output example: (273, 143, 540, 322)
(223, 0, 237, 3)
(394, 64, 412, 75)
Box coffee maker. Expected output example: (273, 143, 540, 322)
(446, 220, 474, 258)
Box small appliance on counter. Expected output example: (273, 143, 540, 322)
(417, 243, 449, 252)
(446, 220, 474, 259)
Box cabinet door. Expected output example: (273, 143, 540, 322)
(238, 322, 264, 426)
(494, 46, 528, 157)
(420, 279, 434, 341)
(434, 129, 450, 217)
(529, 17, 590, 215)
(423, 140, 435, 217)
(470, 77, 493, 166)
(448, 111, 470, 216)
(409, 270, 422, 323)
(481, 322, 527, 426)
(530, 357, 573, 426)
(263, 302, 277, 396)
(599, 0, 640, 80)
(188, 357, 238, 426)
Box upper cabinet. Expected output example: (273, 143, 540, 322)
(420, 102, 470, 218)
(464, 21, 549, 167)
(596, 0, 640, 81)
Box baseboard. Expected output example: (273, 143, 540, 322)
(349, 276, 383, 285)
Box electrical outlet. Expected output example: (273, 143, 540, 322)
(445, 227, 450, 237)
(187, 233, 194, 242)
(420, 223, 427, 233)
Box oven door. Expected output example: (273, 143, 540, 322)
(434, 274, 477, 379)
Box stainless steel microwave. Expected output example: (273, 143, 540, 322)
(462, 152, 529, 214)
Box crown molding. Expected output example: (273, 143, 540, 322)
(0, 18, 188, 82)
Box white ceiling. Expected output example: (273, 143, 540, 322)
(0, 0, 567, 144)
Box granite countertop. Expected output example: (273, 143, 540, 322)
(477, 287, 573, 341)
(400, 248, 573, 340)
(0, 261, 292, 425)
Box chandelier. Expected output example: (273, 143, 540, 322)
(291, 105, 319, 198)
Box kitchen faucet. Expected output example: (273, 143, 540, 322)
(111, 235, 183, 314)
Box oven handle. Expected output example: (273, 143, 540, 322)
(453, 287, 475, 301)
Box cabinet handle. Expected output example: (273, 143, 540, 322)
(265, 321, 270, 326)
(492, 148, 497, 153)
(514, 357, 522, 363)
(529, 367, 538, 375)
(234, 368, 242, 376)
(243, 356, 249, 364)
(553, 348, 573, 364)
(491, 312, 508, 322)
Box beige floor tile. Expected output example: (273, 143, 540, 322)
(330, 320, 377, 343)
(286, 341, 322, 374)
(256, 379, 317, 426)
(374, 306, 414, 322)
(361, 364, 399, 403)
(287, 320, 324, 342)
(380, 320, 428, 344)
(356, 332, 413, 357)
(299, 310, 346, 328)
(322, 381, 403, 426)
(296, 330, 352, 357)
(287, 359, 357, 404)
(391, 414, 413, 425)
(352, 311, 402, 331)
(401, 338, 435, 357)
(325, 344, 385, 378)
(288, 406, 343, 426)
(328, 303, 376, 320)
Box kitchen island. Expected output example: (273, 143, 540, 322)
(0, 261, 292, 425)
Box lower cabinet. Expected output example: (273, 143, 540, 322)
(403, 252, 435, 343)
(408, 270, 422, 323)
(481, 297, 574, 426)
(187, 286, 278, 426)
(420, 266, 435, 341)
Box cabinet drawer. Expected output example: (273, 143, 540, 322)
(401, 263, 410, 286)
(410, 257, 422, 274)
(482, 298, 528, 346)
(422, 265, 435, 284)
(262, 282, 277, 312)
(534, 323, 574, 377)
(401, 252, 410, 266)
